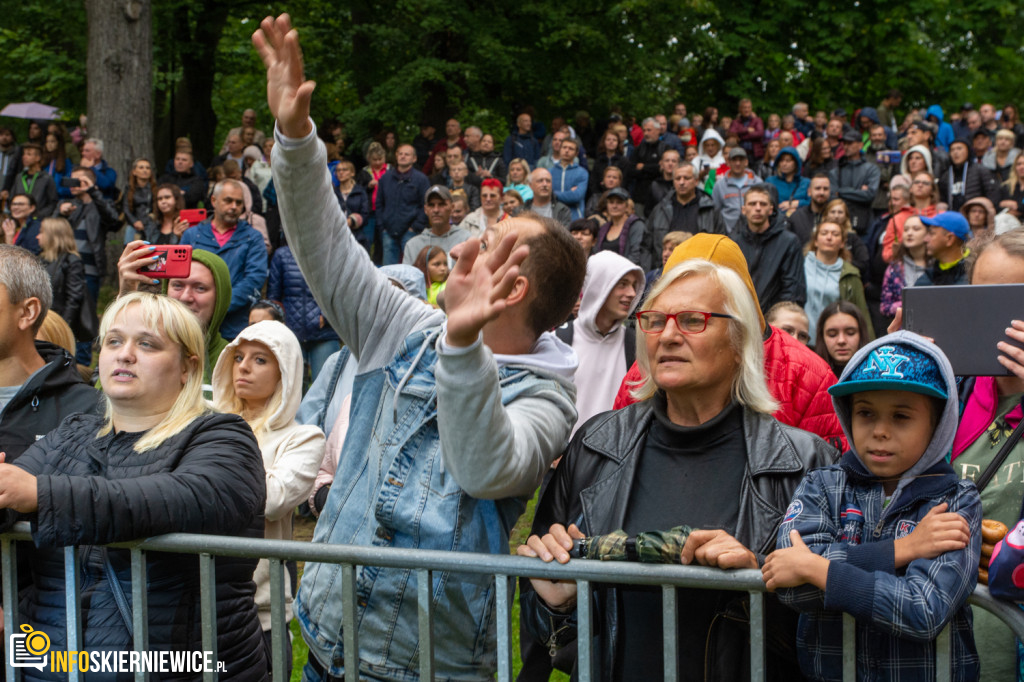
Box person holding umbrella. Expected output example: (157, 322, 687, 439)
(519, 257, 836, 679)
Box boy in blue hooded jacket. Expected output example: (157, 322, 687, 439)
(763, 331, 981, 681)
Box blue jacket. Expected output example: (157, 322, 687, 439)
(267, 245, 338, 343)
(337, 183, 370, 239)
(927, 105, 955, 153)
(90, 159, 119, 203)
(777, 332, 981, 681)
(550, 160, 589, 220)
(502, 131, 541, 168)
(375, 168, 429, 238)
(181, 219, 269, 339)
(777, 454, 980, 681)
(766, 146, 810, 207)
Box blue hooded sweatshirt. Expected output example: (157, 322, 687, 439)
(765, 146, 810, 207)
(927, 105, 955, 152)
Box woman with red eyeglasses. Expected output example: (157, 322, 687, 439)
(517, 255, 835, 680)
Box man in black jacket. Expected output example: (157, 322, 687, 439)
(644, 164, 725, 270)
(0, 245, 100, 461)
(731, 185, 806, 312)
(940, 138, 1001, 211)
(829, 130, 880, 234)
(629, 118, 668, 214)
(159, 150, 208, 209)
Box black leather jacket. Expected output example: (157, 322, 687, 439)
(520, 400, 836, 680)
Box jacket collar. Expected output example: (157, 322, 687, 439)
(581, 398, 807, 476)
(839, 450, 958, 506)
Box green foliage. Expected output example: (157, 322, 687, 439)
(0, 1, 87, 128)
(8, 1, 1024, 155)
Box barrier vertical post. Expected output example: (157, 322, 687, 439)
(495, 574, 513, 682)
(130, 547, 149, 682)
(417, 569, 434, 679)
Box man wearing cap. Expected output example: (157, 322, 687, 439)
(402, 185, 468, 265)
(711, 147, 757, 232)
(972, 128, 992, 165)
(830, 129, 880, 234)
(376, 144, 430, 265)
(917, 211, 972, 286)
(524, 168, 571, 226)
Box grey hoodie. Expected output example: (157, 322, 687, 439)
(831, 330, 959, 513)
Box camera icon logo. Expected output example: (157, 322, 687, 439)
(9, 624, 49, 670)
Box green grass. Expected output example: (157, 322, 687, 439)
(286, 488, 569, 681)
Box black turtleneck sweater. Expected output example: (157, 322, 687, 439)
(617, 395, 747, 680)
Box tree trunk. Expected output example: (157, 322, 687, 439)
(86, 0, 153, 186)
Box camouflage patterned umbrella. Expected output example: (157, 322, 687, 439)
(572, 526, 693, 563)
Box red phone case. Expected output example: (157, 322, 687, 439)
(138, 245, 193, 279)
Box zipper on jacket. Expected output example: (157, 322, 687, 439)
(30, 396, 39, 412)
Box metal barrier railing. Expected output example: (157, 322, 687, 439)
(2, 520, 1021, 682)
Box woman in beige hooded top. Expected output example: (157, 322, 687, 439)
(212, 319, 325, 667)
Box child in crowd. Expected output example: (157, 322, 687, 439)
(763, 331, 981, 681)
(643, 230, 691, 297)
(414, 245, 450, 308)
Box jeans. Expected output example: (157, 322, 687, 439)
(302, 653, 344, 682)
(303, 339, 340, 384)
(381, 230, 413, 266)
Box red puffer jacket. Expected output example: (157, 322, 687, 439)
(613, 326, 846, 450)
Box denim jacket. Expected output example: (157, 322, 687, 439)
(274, 125, 578, 681)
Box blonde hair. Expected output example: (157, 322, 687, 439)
(37, 310, 75, 355)
(96, 293, 207, 452)
(630, 260, 778, 414)
(213, 337, 284, 440)
(39, 217, 79, 262)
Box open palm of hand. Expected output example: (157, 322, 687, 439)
(444, 234, 529, 347)
(252, 14, 315, 139)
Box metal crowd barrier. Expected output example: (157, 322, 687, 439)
(2, 520, 1022, 682)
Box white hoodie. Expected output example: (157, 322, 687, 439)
(568, 251, 645, 435)
(693, 128, 726, 177)
(213, 320, 326, 630)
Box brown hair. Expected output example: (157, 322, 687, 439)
(125, 158, 157, 216)
(517, 212, 588, 336)
(152, 183, 185, 222)
(413, 245, 447, 287)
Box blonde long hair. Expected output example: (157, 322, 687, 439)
(630, 259, 778, 414)
(39, 217, 79, 262)
(96, 293, 207, 452)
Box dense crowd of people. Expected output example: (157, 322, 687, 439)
(4, 11, 1024, 681)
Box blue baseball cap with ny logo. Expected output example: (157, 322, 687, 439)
(828, 343, 948, 399)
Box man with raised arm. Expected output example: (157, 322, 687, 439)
(253, 15, 587, 681)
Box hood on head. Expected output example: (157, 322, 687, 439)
(773, 146, 803, 176)
(899, 144, 934, 176)
(926, 105, 945, 124)
(212, 320, 304, 432)
(699, 129, 725, 153)
(163, 249, 231, 380)
(578, 252, 645, 335)
(380, 264, 428, 301)
(960, 196, 996, 230)
(663, 234, 765, 332)
(859, 107, 881, 125)
(830, 331, 958, 510)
